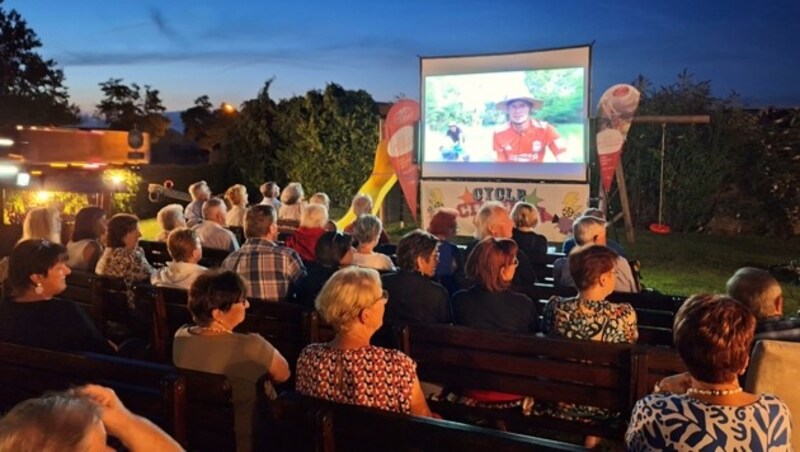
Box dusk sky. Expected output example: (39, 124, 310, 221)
(8, 0, 800, 115)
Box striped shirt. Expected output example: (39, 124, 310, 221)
(220, 238, 306, 302)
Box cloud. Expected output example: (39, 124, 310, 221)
(148, 7, 183, 43)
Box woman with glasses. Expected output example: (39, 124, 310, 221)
(296, 266, 435, 417)
(173, 270, 290, 452)
(453, 237, 538, 334)
(0, 239, 115, 354)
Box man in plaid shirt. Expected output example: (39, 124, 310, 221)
(221, 204, 306, 301)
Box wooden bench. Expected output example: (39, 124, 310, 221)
(178, 368, 238, 452)
(269, 391, 585, 452)
(0, 341, 186, 445)
(633, 346, 687, 400)
(515, 284, 684, 347)
(140, 239, 231, 269)
(401, 323, 637, 440)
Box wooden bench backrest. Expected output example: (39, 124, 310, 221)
(199, 246, 231, 268)
(633, 346, 687, 400)
(270, 391, 585, 452)
(139, 240, 170, 268)
(0, 341, 185, 444)
(404, 324, 636, 412)
(516, 284, 683, 347)
(178, 368, 237, 452)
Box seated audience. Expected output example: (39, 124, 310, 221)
(23, 206, 63, 243)
(0, 207, 63, 284)
(727, 267, 800, 342)
(185, 180, 211, 227)
(453, 237, 538, 334)
(543, 245, 638, 342)
(285, 204, 328, 262)
(296, 266, 434, 417)
(95, 214, 154, 282)
(278, 182, 305, 229)
(352, 214, 395, 271)
(259, 181, 281, 210)
(427, 208, 460, 283)
(173, 270, 290, 452)
(626, 294, 792, 451)
(543, 244, 637, 447)
(309, 192, 337, 231)
(155, 203, 186, 242)
(151, 228, 207, 290)
(0, 239, 115, 354)
(293, 231, 354, 309)
(221, 205, 306, 301)
(561, 208, 626, 257)
(0, 385, 182, 452)
(467, 202, 535, 288)
(510, 202, 549, 272)
(224, 184, 248, 227)
(381, 230, 450, 324)
(344, 193, 389, 244)
(193, 198, 239, 252)
(553, 215, 638, 293)
(66, 206, 107, 272)
(450, 237, 537, 408)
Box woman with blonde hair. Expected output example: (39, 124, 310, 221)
(510, 201, 549, 279)
(224, 184, 248, 227)
(285, 203, 329, 261)
(296, 266, 434, 417)
(22, 206, 62, 244)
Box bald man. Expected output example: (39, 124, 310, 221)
(727, 267, 800, 342)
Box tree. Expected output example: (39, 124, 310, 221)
(95, 78, 170, 142)
(220, 80, 280, 189)
(273, 83, 379, 205)
(0, 0, 79, 128)
(181, 95, 237, 151)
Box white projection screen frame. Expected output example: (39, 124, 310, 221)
(420, 45, 591, 181)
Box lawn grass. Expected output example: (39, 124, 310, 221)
(611, 229, 800, 315)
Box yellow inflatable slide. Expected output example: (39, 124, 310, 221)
(335, 139, 397, 230)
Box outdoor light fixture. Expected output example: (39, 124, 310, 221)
(110, 174, 125, 185)
(35, 191, 52, 203)
(16, 172, 30, 187)
(0, 164, 19, 176)
(0, 138, 13, 147)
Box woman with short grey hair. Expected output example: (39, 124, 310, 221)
(352, 215, 395, 271)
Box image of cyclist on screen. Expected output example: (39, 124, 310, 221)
(492, 88, 567, 162)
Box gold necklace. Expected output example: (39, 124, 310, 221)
(193, 321, 232, 335)
(686, 386, 743, 396)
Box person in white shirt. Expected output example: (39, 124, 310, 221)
(224, 184, 248, 227)
(351, 214, 395, 271)
(151, 228, 207, 290)
(193, 198, 239, 252)
(259, 181, 281, 210)
(185, 180, 211, 227)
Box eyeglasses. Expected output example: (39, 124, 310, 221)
(375, 290, 389, 304)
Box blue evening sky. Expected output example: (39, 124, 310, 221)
(7, 0, 800, 114)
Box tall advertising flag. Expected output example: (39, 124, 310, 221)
(596, 84, 641, 192)
(386, 99, 421, 221)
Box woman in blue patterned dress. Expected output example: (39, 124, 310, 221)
(626, 294, 792, 451)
